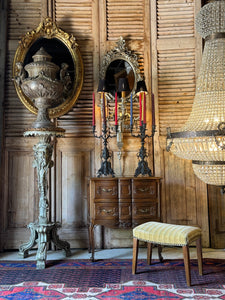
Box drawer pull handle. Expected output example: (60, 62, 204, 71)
(137, 187, 149, 193)
(102, 188, 113, 193)
(99, 208, 118, 216)
(139, 208, 149, 213)
(102, 208, 113, 214)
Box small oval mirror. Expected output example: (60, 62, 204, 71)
(99, 37, 142, 100)
(105, 59, 135, 97)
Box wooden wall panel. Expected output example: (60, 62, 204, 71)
(161, 144, 209, 246)
(54, 138, 95, 248)
(0, 138, 39, 249)
(208, 185, 225, 248)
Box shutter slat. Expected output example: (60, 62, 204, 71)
(156, 0, 196, 135)
(106, 0, 144, 41)
(55, 0, 92, 40)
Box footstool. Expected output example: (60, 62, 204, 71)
(132, 221, 203, 286)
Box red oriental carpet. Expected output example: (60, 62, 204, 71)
(0, 258, 225, 299)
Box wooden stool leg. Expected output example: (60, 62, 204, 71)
(132, 238, 139, 274)
(196, 236, 203, 275)
(158, 244, 164, 262)
(147, 242, 152, 265)
(182, 245, 191, 286)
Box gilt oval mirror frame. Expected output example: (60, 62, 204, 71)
(13, 17, 84, 119)
(100, 37, 142, 100)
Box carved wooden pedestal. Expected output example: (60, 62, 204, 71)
(89, 177, 161, 261)
(18, 222, 71, 269)
(18, 130, 71, 269)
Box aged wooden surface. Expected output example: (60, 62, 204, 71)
(0, 0, 221, 250)
(89, 177, 161, 259)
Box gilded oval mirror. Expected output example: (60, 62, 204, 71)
(100, 37, 142, 99)
(105, 59, 135, 97)
(13, 17, 83, 118)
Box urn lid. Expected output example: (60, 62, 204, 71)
(32, 47, 52, 62)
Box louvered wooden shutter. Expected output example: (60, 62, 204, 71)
(155, 0, 197, 136)
(104, 0, 149, 129)
(106, 0, 144, 41)
(4, 0, 42, 137)
(55, 0, 95, 137)
(105, 0, 146, 71)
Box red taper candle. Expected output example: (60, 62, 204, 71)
(139, 93, 142, 126)
(143, 92, 146, 124)
(102, 93, 106, 124)
(92, 92, 95, 126)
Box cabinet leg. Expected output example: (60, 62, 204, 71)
(89, 223, 95, 261)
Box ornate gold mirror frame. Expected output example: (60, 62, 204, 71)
(100, 36, 142, 100)
(13, 17, 84, 118)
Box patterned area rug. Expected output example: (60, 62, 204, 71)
(0, 258, 224, 299)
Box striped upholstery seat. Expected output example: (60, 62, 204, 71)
(132, 221, 203, 286)
(133, 221, 201, 246)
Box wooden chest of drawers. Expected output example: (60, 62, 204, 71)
(89, 177, 161, 260)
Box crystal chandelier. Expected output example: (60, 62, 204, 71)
(167, 0, 225, 186)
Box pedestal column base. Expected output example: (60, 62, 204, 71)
(18, 222, 71, 269)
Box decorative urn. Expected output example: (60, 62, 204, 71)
(18, 47, 69, 129)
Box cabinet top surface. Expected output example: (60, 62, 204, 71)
(90, 177, 161, 181)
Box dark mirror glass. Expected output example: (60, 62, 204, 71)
(24, 37, 75, 83)
(105, 59, 135, 97)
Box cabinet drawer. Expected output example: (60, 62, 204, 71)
(95, 180, 118, 199)
(118, 179, 131, 199)
(94, 203, 119, 220)
(132, 179, 157, 199)
(132, 201, 159, 225)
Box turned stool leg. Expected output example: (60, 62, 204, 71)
(158, 244, 163, 262)
(196, 237, 203, 275)
(147, 242, 152, 265)
(183, 245, 191, 286)
(132, 238, 139, 274)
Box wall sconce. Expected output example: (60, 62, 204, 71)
(167, 0, 225, 189)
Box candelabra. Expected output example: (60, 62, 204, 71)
(131, 80, 156, 177)
(93, 123, 117, 177)
(93, 79, 116, 177)
(132, 122, 156, 177)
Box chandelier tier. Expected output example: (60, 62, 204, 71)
(167, 0, 225, 186)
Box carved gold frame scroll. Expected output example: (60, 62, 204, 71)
(100, 36, 142, 100)
(13, 17, 84, 118)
